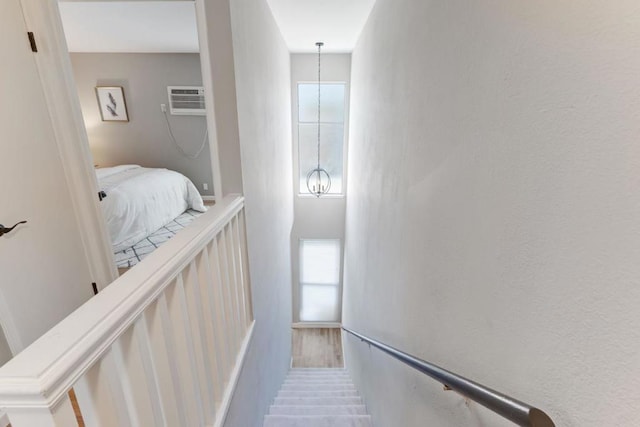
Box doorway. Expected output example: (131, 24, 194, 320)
(57, 0, 221, 275)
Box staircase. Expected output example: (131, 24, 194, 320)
(264, 368, 372, 426)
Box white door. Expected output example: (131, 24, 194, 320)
(0, 0, 95, 353)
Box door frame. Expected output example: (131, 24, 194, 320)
(20, 0, 118, 290)
(18, 0, 225, 292)
(195, 0, 225, 200)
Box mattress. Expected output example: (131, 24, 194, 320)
(96, 165, 207, 252)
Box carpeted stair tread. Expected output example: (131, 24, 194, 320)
(286, 372, 350, 376)
(269, 405, 368, 416)
(288, 368, 347, 372)
(285, 375, 351, 382)
(286, 373, 351, 377)
(274, 396, 363, 406)
(277, 390, 360, 398)
(264, 369, 372, 427)
(281, 384, 356, 391)
(263, 415, 372, 427)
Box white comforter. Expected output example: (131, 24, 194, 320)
(96, 165, 207, 252)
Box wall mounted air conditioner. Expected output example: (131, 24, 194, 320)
(167, 86, 206, 116)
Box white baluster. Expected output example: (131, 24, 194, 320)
(209, 238, 233, 377)
(230, 215, 248, 331)
(134, 315, 168, 427)
(105, 342, 141, 427)
(170, 275, 206, 425)
(117, 327, 162, 426)
(200, 245, 228, 404)
(156, 293, 190, 427)
(74, 357, 122, 427)
(217, 231, 240, 352)
(238, 209, 254, 322)
(223, 224, 243, 347)
(182, 263, 216, 422)
(142, 298, 186, 426)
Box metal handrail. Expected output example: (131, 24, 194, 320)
(342, 327, 555, 427)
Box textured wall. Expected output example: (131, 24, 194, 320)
(343, 1, 640, 426)
(222, 0, 294, 425)
(71, 53, 214, 196)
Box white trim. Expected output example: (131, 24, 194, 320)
(0, 196, 244, 409)
(195, 0, 224, 200)
(292, 322, 342, 329)
(0, 290, 24, 356)
(202, 196, 217, 202)
(213, 320, 255, 427)
(19, 0, 118, 291)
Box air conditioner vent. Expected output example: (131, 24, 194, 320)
(167, 86, 206, 115)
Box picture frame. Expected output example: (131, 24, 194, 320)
(95, 86, 129, 122)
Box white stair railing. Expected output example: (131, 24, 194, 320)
(0, 195, 254, 427)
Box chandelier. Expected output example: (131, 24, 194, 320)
(306, 41, 331, 197)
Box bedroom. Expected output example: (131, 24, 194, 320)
(59, 0, 216, 274)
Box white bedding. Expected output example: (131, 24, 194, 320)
(96, 165, 206, 252)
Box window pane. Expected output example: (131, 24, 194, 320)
(300, 284, 340, 322)
(299, 123, 344, 194)
(300, 239, 340, 285)
(298, 83, 345, 123)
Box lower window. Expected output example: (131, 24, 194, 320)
(299, 239, 341, 322)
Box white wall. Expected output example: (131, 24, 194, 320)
(197, 0, 244, 195)
(290, 54, 351, 323)
(71, 53, 214, 196)
(343, 1, 640, 426)
(222, 0, 294, 425)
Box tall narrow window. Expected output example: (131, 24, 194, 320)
(298, 83, 346, 194)
(299, 239, 341, 322)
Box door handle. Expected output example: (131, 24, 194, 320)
(0, 221, 27, 237)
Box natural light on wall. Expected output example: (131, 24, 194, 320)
(298, 83, 345, 194)
(299, 239, 341, 322)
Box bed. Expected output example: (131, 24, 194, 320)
(96, 165, 207, 252)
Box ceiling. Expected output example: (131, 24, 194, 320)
(266, 0, 376, 53)
(58, 0, 376, 54)
(59, 1, 199, 53)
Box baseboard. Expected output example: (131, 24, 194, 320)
(213, 320, 256, 427)
(292, 322, 342, 329)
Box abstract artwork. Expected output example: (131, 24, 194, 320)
(96, 86, 129, 122)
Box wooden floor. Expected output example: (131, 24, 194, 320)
(292, 328, 344, 368)
(69, 388, 85, 427)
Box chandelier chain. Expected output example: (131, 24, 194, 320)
(306, 41, 330, 197)
(317, 41, 322, 171)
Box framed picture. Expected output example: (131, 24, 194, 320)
(95, 86, 129, 122)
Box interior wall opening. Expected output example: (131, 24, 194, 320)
(290, 53, 351, 330)
(58, 0, 218, 275)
